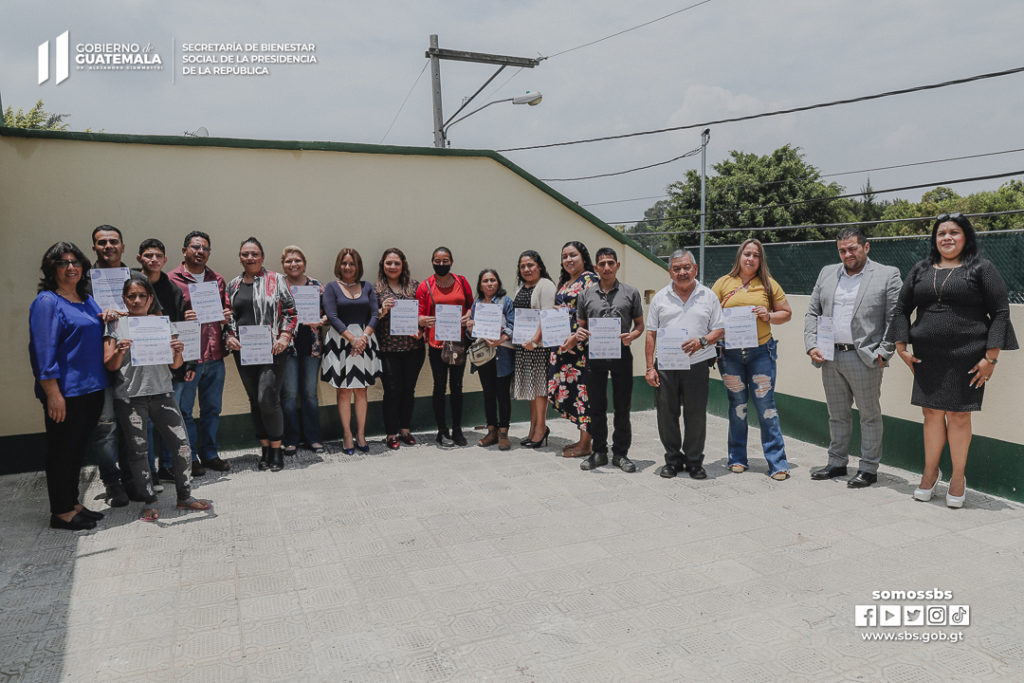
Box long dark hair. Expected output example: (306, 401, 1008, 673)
(38, 242, 92, 298)
(557, 241, 594, 288)
(377, 247, 412, 293)
(726, 238, 777, 312)
(476, 268, 507, 300)
(122, 271, 160, 315)
(929, 214, 979, 268)
(515, 250, 553, 286)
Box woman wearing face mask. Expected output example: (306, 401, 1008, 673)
(224, 237, 297, 472)
(415, 247, 474, 447)
(374, 248, 425, 450)
(548, 241, 599, 457)
(466, 268, 515, 450)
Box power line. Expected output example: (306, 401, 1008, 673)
(544, 0, 716, 60)
(379, 61, 429, 143)
(584, 194, 668, 207)
(497, 65, 1024, 152)
(540, 147, 701, 182)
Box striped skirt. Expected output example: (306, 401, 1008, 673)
(321, 324, 382, 389)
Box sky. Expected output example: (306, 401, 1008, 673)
(2, 0, 1023, 228)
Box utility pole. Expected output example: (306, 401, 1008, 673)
(426, 34, 541, 148)
(698, 128, 710, 278)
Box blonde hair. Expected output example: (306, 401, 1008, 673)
(727, 238, 776, 311)
(280, 245, 307, 265)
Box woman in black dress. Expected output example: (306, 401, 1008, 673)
(887, 214, 1017, 508)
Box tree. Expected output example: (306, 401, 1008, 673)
(877, 181, 1024, 235)
(2, 100, 70, 130)
(622, 199, 676, 255)
(650, 145, 858, 249)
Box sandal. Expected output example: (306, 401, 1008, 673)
(283, 446, 298, 456)
(139, 508, 159, 522)
(176, 497, 213, 511)
(729, 464, 746, 473)
(310, 442, 326, 454)
(770, 471, 790, 481)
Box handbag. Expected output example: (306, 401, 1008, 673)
(467, 338, 496, 366)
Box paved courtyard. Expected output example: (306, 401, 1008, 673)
(1, 411, 1023, 682)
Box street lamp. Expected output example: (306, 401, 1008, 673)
(442, 91, 543, 142)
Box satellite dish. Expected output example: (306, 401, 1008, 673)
(184, 126, 209, 137)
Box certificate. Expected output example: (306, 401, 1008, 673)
(723, 306, 758, 349)
(540, 309, 572, 348)
(188, 281, 226, 324)
(290, 285, 321, 324)
(89, 267, 130, 312)
(656, 327, 690, 370)
(434, 304, 463, 342)
(588, 317, 622, 360)
(816, 315, 835, 361)
(472, 303, 502, 340)
(127, 316, 173, 367)
(239, 325, 273, 366)
(390, 299, 420, 337)
(512, 308, 541, 345)
(170, 320, 201, 362)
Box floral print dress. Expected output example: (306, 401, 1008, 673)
(547, 271, 599, 427)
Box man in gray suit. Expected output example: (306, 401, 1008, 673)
(804, 228, 902, 488)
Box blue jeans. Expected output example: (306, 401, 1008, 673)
(281, 352, 323, 447)
(148, 379, 189, 471)
(718, 339, 788, 474)
(177, 358, 225, 463)
(87, 387, 122, 485)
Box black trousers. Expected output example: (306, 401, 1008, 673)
(43, 389, 105, 515)
(655, 360, 710, 470)
(428, 346, 465, 432)
(587, 347, 634, 457)
(380, 347, 426, 434)
(234, 354, 286, 441)
(476, 358, 512, 428)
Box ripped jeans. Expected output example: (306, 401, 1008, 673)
(718, 339, 788, 474)
(114, 393, 193, 502)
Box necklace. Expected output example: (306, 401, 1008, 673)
(932, 265, 959, 303)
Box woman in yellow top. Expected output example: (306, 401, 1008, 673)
(712, 239, 793, 480)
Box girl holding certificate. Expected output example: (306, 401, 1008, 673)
(280, 246, 326, 456)
(321, 248, 382, 455)
(711, 239, 793, 480)
(225, 238, 298, 473)
(104, 273, 212, 521)
(374, 248, 425, 450)
(548, 241, 599, 458)
(29, 243, 109, 530)
(467, 269, 515, 449)
(512, 250, 556, 448)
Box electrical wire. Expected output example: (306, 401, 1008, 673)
(497, 65, 1024, 152)
(379, 61, 429, 143)
(539, 147, 701, 182)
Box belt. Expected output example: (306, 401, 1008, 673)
(835, 343, 856, 352)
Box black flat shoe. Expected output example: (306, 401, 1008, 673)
(612, 455, 637, 473)
(847, 471, 877, 488)
(659, 464, 678, 479)
(76, 507, 104, 521)
(688, 466, 708, 480)
(580, 452, 609, 470)
(451, 430, 468, 447)
(436, 431, 455, 448)
(810, 465, 847, 480)
(50, 513, 96, 531)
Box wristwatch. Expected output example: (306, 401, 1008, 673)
(699, 336, 708, 349)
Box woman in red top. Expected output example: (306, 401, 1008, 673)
(415, 246, 473, 447)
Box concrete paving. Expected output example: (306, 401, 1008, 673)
(1, 410, 1023, 682)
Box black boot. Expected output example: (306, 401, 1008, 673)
(258, 445, 270, 471)
(269, 446, 284, 472)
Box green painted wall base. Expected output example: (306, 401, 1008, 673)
(4, 378, 1022, 503)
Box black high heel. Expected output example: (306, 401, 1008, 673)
(521, 427, 550, 449)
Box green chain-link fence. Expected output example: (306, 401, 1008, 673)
(683, 230, 1024, 303)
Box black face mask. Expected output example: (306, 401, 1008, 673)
(433, 263, 451, 277)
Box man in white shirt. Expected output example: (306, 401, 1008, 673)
(645, 249, 724, 479)
(804, 228, 902, 488)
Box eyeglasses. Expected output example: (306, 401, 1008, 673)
(187, 244, 211, 252)
(936, 213, 963, 222)
(55, 259, 81, 269)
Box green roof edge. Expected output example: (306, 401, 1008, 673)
(0, 126, 666, 270)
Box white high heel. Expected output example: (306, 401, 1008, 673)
(913, 469, 942, 502)
(946, 476, 966, 509)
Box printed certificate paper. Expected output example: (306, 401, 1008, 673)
(188, 281, 226, 324)
(512, 308, 541, 345)
(170, 320, 201, 362)
(290, 285, 321, 324)
(434, 304, 463, 342)
(656, 328, 690, 370)
(389, 299, 420, 337)
(723, 306, 758, 349)
(540, 309, 572, 348)
(89, 267, 130, 312)
(239, 325, 273, 366)
(127, 316, 173, 367)
(472, 303, 502, 340)
(816, 315, 835, 361)
(588, 318, 622, 360)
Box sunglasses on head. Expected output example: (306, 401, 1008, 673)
(936, 213, 963, 222)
